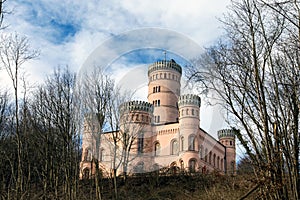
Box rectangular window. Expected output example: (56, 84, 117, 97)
(138, 137, 144, 154)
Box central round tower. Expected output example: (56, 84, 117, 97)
(148, 59, 182, 124)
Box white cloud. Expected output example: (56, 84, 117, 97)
(1, 0, 232, 136)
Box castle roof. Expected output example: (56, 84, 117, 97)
(148, 59, 182, 75)
(178, 94, 201, 107)
(120, 100, 154, 113)
(217, 129, 237, 139)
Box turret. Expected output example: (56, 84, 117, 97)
(119, 100, 153, 125)
(119, 101, 154, 155)
(148, 59, 182, 124)
(218, 129, 237, 174)
(178, 94, 201, 152)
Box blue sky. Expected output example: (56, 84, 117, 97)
(1, 0, 241, 151)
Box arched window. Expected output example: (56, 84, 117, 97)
(199, 145, 203, 159)
(217, 156, 220, 169)
(83, 168, 90, 179)
(189, 159, 196, 172)
(221, 159, 224, 171)
(188, 135, 195, 151)
(138, 135, 144, 154)
(100, 149, 104, 162)
(192, 109, 194, 115)
(171, 139, 178, 155)
(154, 142, 160, 156)
(209, 151, 212, 164)
(205, 148, 208, 162)
(180, 160, 184, 170)
(213, 153, 216, 167)
(83, 148, 89, 161)
(231, 161, 235, 174)
(181, 136, 184, 151)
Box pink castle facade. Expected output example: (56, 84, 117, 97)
(80, 59, 236, 178)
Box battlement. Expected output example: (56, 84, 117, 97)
(178, 94, 201, 107)
(120, 100, 154, 113)
(148, 59, 182, 75)
(217, 129, 237, 139)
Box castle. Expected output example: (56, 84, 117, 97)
(80, 59, 236, 178)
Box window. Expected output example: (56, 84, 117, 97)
(192, 109, 194, 115)
(231, 161, 235, 174)
(181, 137, 184, 151)
(205, 149, 208, 162)
(189, 159, 196, 172)
(171, 139, 178, 155)
(230, 141, 233, 146)
(217, 156, 220, 169)
(154, 115, 160, 123)
(180, 160, 184, 170)
(138, 136, 144, 154)
(221, 159, 224, 171)
(153, 87, 155, 93)
(186, 109, 189, 115)
(158, 86, 160, 92)
(188, 135, 195, 151)
(199, 145, 203, 159)
(213, 154, 216, 167)
(164, 73, 166, 78)
(100, 149, 104, 162)
(154, 142, 160, 156)
(209, 151, 212, 164)
(83, 168, 90, 179)
(153, 100, 160, 107)
(83, 148, 89, 161)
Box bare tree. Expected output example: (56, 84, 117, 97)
(79, 66, 114, 200)
(0, 0, 7, 29)
(106, 87, 135, 199)
(29, 67, 80, 200)
(0, 33, 38, 198)
(187, 0, 299, 199)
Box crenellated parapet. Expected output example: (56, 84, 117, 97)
(178, 94, 201, 108)
(148, 59, 182, 75)
(120, 100, 154, 114)
(217, 129, 237, 139)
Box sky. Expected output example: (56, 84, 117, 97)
(0, 0, 241, 152)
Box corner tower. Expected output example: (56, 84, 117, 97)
(218, 129, 237, 174)
(178, 94, 201, 152)
(148, 59, 182, 124)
